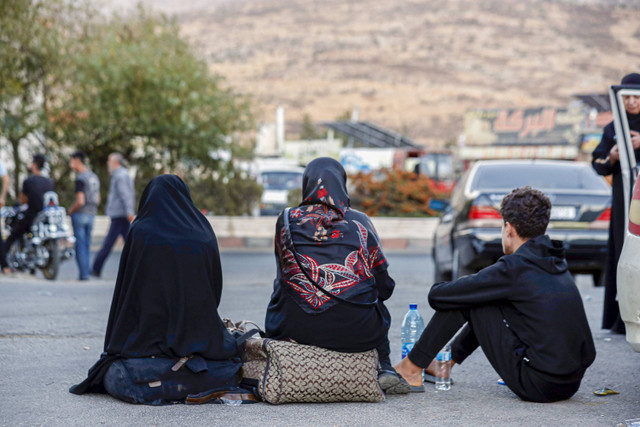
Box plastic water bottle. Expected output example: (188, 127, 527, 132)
(401, 304, 425, 359)
(435, 343, 452, 391)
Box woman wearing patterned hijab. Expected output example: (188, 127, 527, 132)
(265, 157, 410, 394)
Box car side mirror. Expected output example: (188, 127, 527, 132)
(429, 199, 449, 212)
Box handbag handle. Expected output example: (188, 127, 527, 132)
(282, 208, 378, 309)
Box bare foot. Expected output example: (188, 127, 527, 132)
(394, 357, 424, 387)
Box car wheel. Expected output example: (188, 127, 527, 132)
(452, 247, 474, 280)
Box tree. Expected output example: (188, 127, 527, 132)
(0, 0, 72, 197)
(300, 113, 321, 140)
(48, 6, 257, 213)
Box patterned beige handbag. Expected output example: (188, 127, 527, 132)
(242, 338, 384, 404)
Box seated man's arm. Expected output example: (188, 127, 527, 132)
(428, 259, 515, 311)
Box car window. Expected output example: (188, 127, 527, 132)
(261, 172, 303, 191)
(450, 169, 471, 209)
(470, 164, 609, 191)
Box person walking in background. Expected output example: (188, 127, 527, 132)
(2, 154, 54, 271)
(0, 157, 11, 274)
(91, 153, 135, 278)
(592, 72, 640, 334)
(69, 151, 100, 281)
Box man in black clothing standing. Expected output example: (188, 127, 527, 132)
(2, 154, 54, 269)
(395, 187, 596, 402)
(592, 72, 640, 334)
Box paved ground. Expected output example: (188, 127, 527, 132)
(1, 250, 639, 426)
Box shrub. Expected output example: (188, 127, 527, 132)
(349, 169, 443, 217)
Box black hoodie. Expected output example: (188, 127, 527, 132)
(429, 235, 596, 379)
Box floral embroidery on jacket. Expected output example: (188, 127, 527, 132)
(280, 217, 382, 309)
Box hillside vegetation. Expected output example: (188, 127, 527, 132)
(132, 0, 640, 145)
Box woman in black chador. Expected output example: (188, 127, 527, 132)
(265, 157, 410, 394)
(70, 175, 241, 404)
(592, 72, 640, 334)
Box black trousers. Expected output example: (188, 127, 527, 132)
(375, 300, 393, 372)
(407, 306, 582, 403)
(1, 216, 32, 268)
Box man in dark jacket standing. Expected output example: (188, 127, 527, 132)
(395, 187, 596, 402)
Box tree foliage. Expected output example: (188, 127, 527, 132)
(44, 6, 257, 212)
(1, 3, 259, 215)
(188, 163, 262, 216)
(0, 0, 74, 197)
(299, 113, 322, 140)
(51, 8, 252, 165)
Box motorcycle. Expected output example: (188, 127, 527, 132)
(1, 191, 75, 280)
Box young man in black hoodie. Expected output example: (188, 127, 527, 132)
(395, 186, 596, 402)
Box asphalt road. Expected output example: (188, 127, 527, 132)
(1, 250, 639, 426)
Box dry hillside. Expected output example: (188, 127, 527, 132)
(115, 0, 640, 146)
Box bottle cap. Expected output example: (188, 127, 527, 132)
(409, 304, 417, 310)
(436, 352, 451, 361)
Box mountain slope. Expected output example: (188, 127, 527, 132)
(143, 0, 640, 145)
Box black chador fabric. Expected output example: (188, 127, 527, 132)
(427, 235, 596, 379)
(592, 94, 640, 332)
(70, 175, 239, 394)
(265, 157, 395, 353)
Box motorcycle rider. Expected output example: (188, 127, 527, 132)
(1, 154, 54, 270)
(0, 157, 10, 274)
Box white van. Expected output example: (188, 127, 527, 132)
(256, 163, 304, 216)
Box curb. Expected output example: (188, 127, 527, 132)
(85, 215, 438, 253)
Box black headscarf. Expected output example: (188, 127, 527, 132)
(621, 73, 640, 129)
(301, 157, 350, 215)
(276, 158, 388, 313)
(71, 175, 238, 394)
(621, 73, 640, 85)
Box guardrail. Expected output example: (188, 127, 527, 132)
(82, 215, 438, 252)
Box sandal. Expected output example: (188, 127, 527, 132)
(423, 372, 454, 385)
(378, 370, 412, 394)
